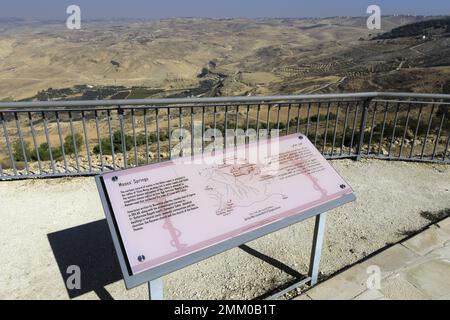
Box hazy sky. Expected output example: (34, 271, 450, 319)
(1, 0, 449, 20)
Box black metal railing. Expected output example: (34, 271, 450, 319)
(0, 92, 449, 180)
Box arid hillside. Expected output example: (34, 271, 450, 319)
(0, 16, 449, 101)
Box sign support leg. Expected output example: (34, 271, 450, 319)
(148, 278, 164, 300)
(308, 212, 327, 286)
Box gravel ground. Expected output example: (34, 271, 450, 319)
(0, 159, 449, 300)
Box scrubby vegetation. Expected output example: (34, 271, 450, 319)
(93, 130, 169, 155)
(13, 133, 83, 162)
(216, 113, 338, 134)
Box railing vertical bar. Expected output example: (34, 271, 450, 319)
(349, 102, 359, 156)
(367, 102, 378, 156)
(190, 107, 194, 155)
(322, 101, 331, 154)
(410, 105, 423, 159)
(224, 106, 228, 149)
(306, 102, 312, 138)
(107, 110, 116, 170)
(179, 107, 183, 157)
(42, 111, 56, 174)
(131, 109, 138, 166)
(399, 103, 412, 158)
(55, 112, 68, 173)
(94, 110, 104, 171)
(276, 104, 281, 131)
(156, 108, 161, 162)
(443, 133, 450, 161)
(267, 104, 271, 137)
(213, 106, 217, 151)
(340, 102, 350, 156)
(314, 102, 321, 146)
(296, 103, 302, 133)
(388, 103, 400, 157)
(118, 107, 128, 169)
(235, 105, 239, 146)
(81, 111, 92, 172)
(286, 103, 292, 135)
(68, 111, 80, 173)
(256, 104, 261, 141)
(377, 102, 389, 157)
(143, 109, 149, 164)
(331, 102, 340, 157)
(245, 104, 250, 141)
(167, 108, 171, 160)
(14, 112, 30, 175)
(202, 106, 206, 153)
(421, 104, 435, 159)
(1, 112, 17, 176)
(432, 110, 445, 160)
(356, 98, 370, 160)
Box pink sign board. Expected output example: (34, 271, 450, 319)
(101, 133, 353, 276)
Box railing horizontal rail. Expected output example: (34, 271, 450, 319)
(0, 92, 449, 180)
(1, 92, 450, 110)
(0, 92, 378, 109)
(373, 99, 450, 106)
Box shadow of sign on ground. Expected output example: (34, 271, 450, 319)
(238, 244, 310, 300)
(47, 219, 122, 300)
(47, 219, 310, 300)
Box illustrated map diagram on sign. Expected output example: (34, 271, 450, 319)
(200, 161, 288, 217)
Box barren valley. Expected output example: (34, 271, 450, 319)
(0, 16, 449, 101)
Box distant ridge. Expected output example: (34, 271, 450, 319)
(374, 16, 450, 39)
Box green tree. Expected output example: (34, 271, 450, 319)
(64, 133, 83, 154)
(37, 142, 63, 161)
(93, 130, 133, 155)
(12, 139, 32, 162)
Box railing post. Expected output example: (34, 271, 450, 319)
(355, 97, 372, 160)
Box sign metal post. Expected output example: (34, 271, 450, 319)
(309, 212, 327, 286)
(148, 278, 164, 300)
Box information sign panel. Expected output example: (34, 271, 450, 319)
(96, 133, 355, 288)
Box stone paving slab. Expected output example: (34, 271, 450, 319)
(306, 264, 368, 300)
(295, 217, 450, 300)
(358, 244, 420, 278)
(353, 289, 385, 300)
(437, 218, 450, 232)
(402, 226, 450, 256)
(380, 273, 431, 300)
(405, 259, 450, 298)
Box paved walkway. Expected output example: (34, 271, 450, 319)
(295, 217, 450, 300)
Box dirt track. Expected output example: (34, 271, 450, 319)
(0, 158, 449, 299)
